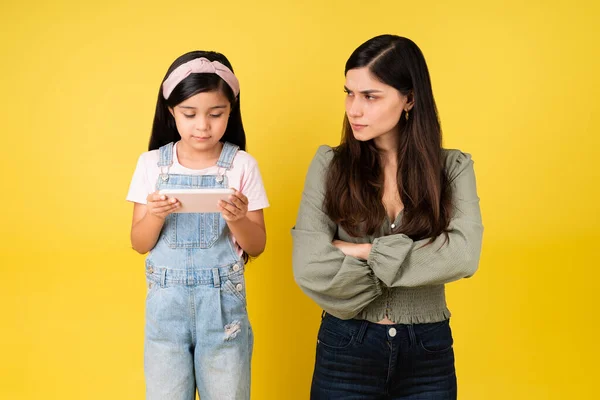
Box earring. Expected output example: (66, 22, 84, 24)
(405, 110, 409, 121)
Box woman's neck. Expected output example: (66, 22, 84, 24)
(374, 131, 399, 165)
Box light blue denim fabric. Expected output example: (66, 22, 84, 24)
(144, 142, 252, 400)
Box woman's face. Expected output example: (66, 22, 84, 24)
(344, 67, 411, 144)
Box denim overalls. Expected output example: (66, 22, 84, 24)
(144, 142, 252, 400)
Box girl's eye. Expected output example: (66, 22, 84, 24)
(209, 114, 224, 118)
(183, 114, 195, 119)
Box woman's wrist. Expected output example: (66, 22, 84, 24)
(357, 243, 372, 260)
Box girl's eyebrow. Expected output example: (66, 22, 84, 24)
(177, 104, 228, 110)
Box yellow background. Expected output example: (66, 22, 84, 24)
(1, 0, 598, 398)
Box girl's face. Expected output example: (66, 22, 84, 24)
(344, 67, 412, 144)
(169, 90, 231, 153)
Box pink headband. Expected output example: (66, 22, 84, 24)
(162, 57, 240, 99)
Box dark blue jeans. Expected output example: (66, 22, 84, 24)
(311, 313, 457, 399)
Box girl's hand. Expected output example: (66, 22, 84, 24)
(145, 191, 179, 219)
(219, 189, 248, 223)
(332, 240, 372, 260)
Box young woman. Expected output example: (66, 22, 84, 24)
(293, 35, 483, 399)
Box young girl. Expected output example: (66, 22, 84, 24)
(293, 35, 483, 399)
(126, 51, 268, 400)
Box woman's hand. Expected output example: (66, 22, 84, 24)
(332, 240, 372, 260)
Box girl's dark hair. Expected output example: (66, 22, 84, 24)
(148, 50, 246, 152)
(324, 35, 452, 242)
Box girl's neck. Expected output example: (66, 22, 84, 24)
(176, 141, 223, 170)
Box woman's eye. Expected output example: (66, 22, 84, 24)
(183, 114, 195, 119)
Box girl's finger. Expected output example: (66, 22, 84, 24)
(153, 202, 179, 213)
(229, 196, 247, 210)
(147, 198, 164, 206)
(154, 201, 178, 210)
(219, 200, 240, 214)
(230, 189, 248, 205)
(219, 205, 236, 220)
(151, 193, 167, 202)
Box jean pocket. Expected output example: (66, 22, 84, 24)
(146, 279, 161, 302)
(222, 277, 246, 306)
(317, 320, 355, 350)
(416, 320, 454, 354)
(165, 213, 220, 248)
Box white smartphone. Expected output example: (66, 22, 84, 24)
(158, 188, 234, 213)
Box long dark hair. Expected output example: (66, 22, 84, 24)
(148, 50, 246, 151)
(324, 35, 452, 241)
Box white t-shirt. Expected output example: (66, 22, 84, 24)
(126, 142, 269, 255)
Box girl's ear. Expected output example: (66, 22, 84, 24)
(168, 107, 175, 118)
